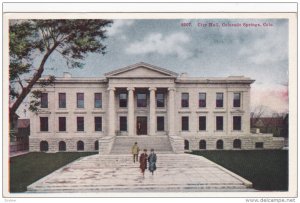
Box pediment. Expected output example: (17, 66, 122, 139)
(105, 62, 178, 78)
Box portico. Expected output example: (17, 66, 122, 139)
(107, 86, 176, 137)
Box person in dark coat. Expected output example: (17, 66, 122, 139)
(148, 148, 157, 175)
(139, 149, 148, 177)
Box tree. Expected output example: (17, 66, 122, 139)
(250, 105, 268, 128)
(9, 19, 113, 120)
(270, 112, 288, 137)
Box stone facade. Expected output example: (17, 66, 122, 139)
(29, 62, 285, 153)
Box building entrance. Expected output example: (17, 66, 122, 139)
(137, 116, 147, 135)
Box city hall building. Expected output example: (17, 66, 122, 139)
(29, 62, 284, 153)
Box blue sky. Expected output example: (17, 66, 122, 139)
(43, 19, 289, 114)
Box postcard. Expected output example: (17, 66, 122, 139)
(2, 2, 297, 202)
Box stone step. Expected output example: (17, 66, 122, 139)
(75, 155, 214, 164)
(28, 183, 250, 193)
(110, 136, 174, 154)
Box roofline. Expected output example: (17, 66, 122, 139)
(106, 76, 177, 79)
(32, 78, 108, 85)
(104, 62, 179, 77)
(176, 78, 255, 84)
(33, 77, 254, 85)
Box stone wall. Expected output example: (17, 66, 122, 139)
(29, 137, 100, 152)
(181, 133, 285, 151)
(98, 135, 115, 154)
(169, 135, 184, 153)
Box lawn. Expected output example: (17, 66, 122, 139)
(10, 152, 97, 193)
(189, 150, 288, 191)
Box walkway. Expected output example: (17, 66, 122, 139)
(27, 153, 254, 193)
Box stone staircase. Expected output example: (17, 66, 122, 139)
(27, 154, 254, 193)
(110, 135, 173, 154)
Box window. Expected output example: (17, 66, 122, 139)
(119, 93, 127, 107)
(199, 93, 206, 108)
(40, 141, 48, 152)
(120, 116, 127, 131)
(184, 140, 189, 150)
(181, 93, 189, 108)
(95, 117, 102, 131)
(77, 141, 84, 151)
(40, 117, 48, 132)
(41, 93, 48, 108)
(199, 140, 206, 149)
(216, 93, 223, 107)
(59, 117, 66, 132)
(157, 116, 164, 131)
(137, 93, 147, 107)
(94, 93, 102, 108)
(156, 93, 165, 107)
(77, 93, 84, 108)
(233, 139, 241, 149)
(233, 93, 241, 107)
(233, 116, 242, 131)
(216, 140, 224, 149)
(94, 141, 99, 151)
(216, 116, 223, 131)
(199, 116, 206, 131)
(182, 116, 189, 131)
(255, 142, 264, 149)
(59, 93, 66, 108)
(77, 117, 84, 131)
(59, 141, 66, 151)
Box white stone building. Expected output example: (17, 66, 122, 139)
(29, 62, 284, 153)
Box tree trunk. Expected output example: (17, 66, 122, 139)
(9, 42, 60, 118)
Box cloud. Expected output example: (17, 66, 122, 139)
(251, 84, 288, 114)
(125, 32, 192, 59)
(107, 20, 134, 36)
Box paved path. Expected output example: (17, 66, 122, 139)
(27, 153, 255, 193)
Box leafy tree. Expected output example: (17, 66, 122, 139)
(9, 19, 113, 120)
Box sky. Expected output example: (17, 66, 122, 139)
(41, 19, 289, 115)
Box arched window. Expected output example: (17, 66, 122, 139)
(184, 140, 189, 150)
(199, 140, 206, 149)
(59, 141, 66, 151)
(40, 141, 48, 152)
(216, 140, 224, 149)
(233, 139, 242, 149)
(77, 141, 84, 151)
(94, 140, 99, 151)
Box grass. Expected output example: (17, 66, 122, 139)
(10, 150, 288, 192)
(189, 150, 288, 191)
(9, 152, 97, 193)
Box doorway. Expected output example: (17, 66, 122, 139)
(137, 116, 147, 135)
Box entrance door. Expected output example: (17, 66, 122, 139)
(137, 117, 147, 135)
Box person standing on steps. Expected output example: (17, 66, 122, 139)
(131, 142, 140, 163)
(148, 148, 157, 175)
(139, 149, 148, 178)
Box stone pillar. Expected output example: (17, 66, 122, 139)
(107, 87, 116, 136)
(168, 87, 176, 136)
(149, 87, 157, 136)
(127, 87, 135, 136)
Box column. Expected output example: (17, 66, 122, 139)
(149, 87, 157, 136)
(107, 87, 116, 136)
(168, 87, 176, 136)
(127, 87, 135, 136)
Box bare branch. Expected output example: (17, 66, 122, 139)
(17, 75, 24, 89)
(55, 49, 72, 62)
